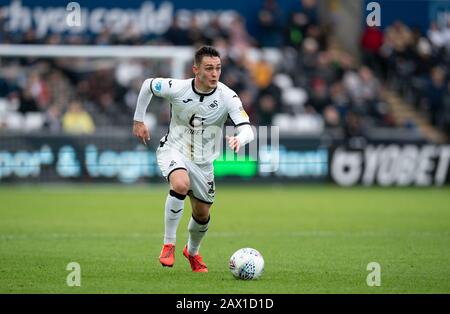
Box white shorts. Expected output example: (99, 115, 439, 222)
(156, 146, 215, 204)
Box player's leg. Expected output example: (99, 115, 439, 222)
(156, 147, 190, 267)
(187, 195, 211, 255)
(165, 169, 190, 244)
(183, 195, 211, 272)
(182, 162, 214, 272)
(159, 169, 190, 267)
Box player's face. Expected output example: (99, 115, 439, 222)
(194, 56, 221, 91)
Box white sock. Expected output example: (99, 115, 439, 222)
(164, 190, 185, 244)
(187, 215, 209, 256)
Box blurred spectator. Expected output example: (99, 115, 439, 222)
(304, 24, 327, 51)
(307, 77, 329, 114)
(442, 81, 450, 135)
(116, 25, 142, 45)
(384, 20, 414, 54)
(124, 79, 142, 112)
(328, 82, 350, 126)
(409, 36, 434, 108)
(62, 101, 95, 134)
(256, 82, 282, 125)
(343, 66, 379, 116)
(203, 17, 229, 46)
(428, 21, 447, 50)
(294, 37, 320, 88)
(344, 110, 364, 139)
(300, 0, 319, 27)
(87, 68, 119, 111)
(425, 66, 446, 127)
(256, 93, 279, 126)
(0, 76, 11, 96)
(323, 105, 340, 128)
(257, 0, 284, 47)
(18, 88, 39, 114)
(22, 29, 37, 44)
(361, 26, 384, 76)
(359, 66, 381, 106)
(187, 17, 207, 47)
(285, 12, 305, 48)
(43, 105, 62, 133)
(444, 19, 450, 53)
(227, 16, 257, 55)
(46, 70, 73, 110)
(313, 52, 336, 84)
(247, 55, 274, 89)
(95, 28, 114, 46)
(98, 93, 119, 118)
(115, 60, 144, 88)
(46, 34, 63, 45)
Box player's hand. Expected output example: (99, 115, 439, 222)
(133, 121, 150, 145)
(226, 136, 241, 153)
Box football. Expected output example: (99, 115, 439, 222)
(229, 248, 264, 280)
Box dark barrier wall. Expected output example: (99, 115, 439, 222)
(330, 144, 450, 186)
(1, 0, 302, 42)
(1, 134, 449, 186)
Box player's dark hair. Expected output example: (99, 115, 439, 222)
(194, 46, 220, 66)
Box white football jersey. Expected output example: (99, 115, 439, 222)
(149, 78, 250, 164)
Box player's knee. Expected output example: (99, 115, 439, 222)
(192, 212, 210, 225)
(171, 180, 190, 195)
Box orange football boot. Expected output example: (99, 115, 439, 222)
(159, 244, 175, 267)
(183, 245, 208, 272)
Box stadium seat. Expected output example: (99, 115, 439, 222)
(4, 112, 24, 130)
(282, 87, 308, 113)
(24, 112, 45, 132)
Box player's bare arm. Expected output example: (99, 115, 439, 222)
(133, 120, 150, 145)
(133, 78, 154, 145)
(226, 135, 240, 152)
(226, 124, 254, 153)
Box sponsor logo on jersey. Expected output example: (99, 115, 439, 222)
(154, 80, 162, 93)
(208, 100, 219, 109)
(182, 98, 193, 103)
(189, 114, 206, 128)
(184, 128, 205, 135)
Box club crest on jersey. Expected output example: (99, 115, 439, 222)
(208, 100, 219, 109)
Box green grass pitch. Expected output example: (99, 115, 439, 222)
(1, 184, 449, 293)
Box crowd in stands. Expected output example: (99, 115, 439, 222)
(361, 20, 450, 135)
(0, 0, 449, 140)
